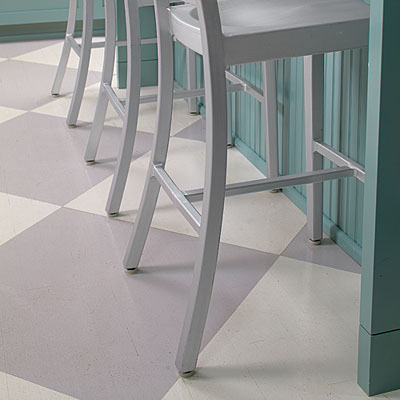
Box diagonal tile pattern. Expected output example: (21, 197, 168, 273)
(163, 257, 400, 400)
(0, 208, 277, 400)
(0, 60, 100, 110)
(282, 226, 361, 274)
(0, 38, 368, 399)
(0, 106, 26, 124)
(14, 38, 106, 72)
(0, 192, 59, 246)
(66, 136, 306, 254)
(175, 118, 206, 142)
(0, 371, 79, 400)
(0, 112, 153, 205)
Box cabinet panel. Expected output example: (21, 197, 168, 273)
(0, 0, 104, 26)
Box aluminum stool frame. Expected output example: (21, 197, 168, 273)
(51, 0, 137, 126)
(124, 0, 369, 377)
(51, 0, 195, 127)
(83, 0, 279, 218)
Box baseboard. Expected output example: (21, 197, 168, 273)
(0, 20, 105, 43)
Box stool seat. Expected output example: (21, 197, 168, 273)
(171, 0, 370, 61)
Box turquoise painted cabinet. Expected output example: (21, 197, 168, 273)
(116, 4, 157, 88)
(0, 1, 104, 26)
(0, 0, 105, 42)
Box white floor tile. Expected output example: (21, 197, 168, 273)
(13, 39, 105, 72)
(0, 372, 8, 400)
(163, 257, 397, 400)
(0, 106, 26, 124)
(32, 83, 201, 135)
(65, 137, 305, 254)
(0, 372, 78, 400)
(0, 192, 60, 246)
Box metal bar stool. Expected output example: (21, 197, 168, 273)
(52, 0, 98, 127)
(83, 0, 280, 218)
(51, 0, 196, 128)
(83, 0, 210, 217)
(124, 0, 369, 377)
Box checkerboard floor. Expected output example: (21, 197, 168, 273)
(1, 38, 395, 400)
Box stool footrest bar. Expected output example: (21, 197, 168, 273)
(225, 70, 264, 104)
(103, 83, 125, 119)
(65, 38, 155, 52)
(115, 83, 244, 110)
(153, 165, 201, 233)
(138, 84, 243, 105)
(91, 41, 106, 48)
(185, 166, 355, 202)
(313, 141, 365, 183)
(66, 34, 81, 55)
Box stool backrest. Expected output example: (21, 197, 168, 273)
(154, 0, 225, 65)
(194, 0, 225, 63)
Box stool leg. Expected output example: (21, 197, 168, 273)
(262, 60, 279, 179)
(123, 0, 174, 270)
(52, 0, 77, 96)
(175, 50, 228, 377)
(186, 48, 199, 114)
(84, 0, 117, 163)
(66, 0, 94, 127)
(105, 0, 141, 216)
(304, 54, 324, 244)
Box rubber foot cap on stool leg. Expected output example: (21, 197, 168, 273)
(86, 160, 96, 165)
(67, 124, 77, 128)
(124, 266, 138, 274)
(51, 93, 59, 97)
(179, 370, 196, 378)
(309, 238, 322, 246)
(107, 212, 119, 218)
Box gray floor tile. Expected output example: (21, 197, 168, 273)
(282, 226, 361, 274)
(0, 112, 153, 205)
(0, 208, 278, 400)
(175, 118, 206, 142)
(0, 60, 100, 110)
(0, 39, 60, 58)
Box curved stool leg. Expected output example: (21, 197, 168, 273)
(66, 0, 94, 127)
(105, 0, 141, 216)
(304, 54, 324, 245)
(262, 60, 279, 179)
(84, 0, 117, 163)
(175, 41, 228, 377)
(123, 0, 174, 271)
(52, 0, 77, 96)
